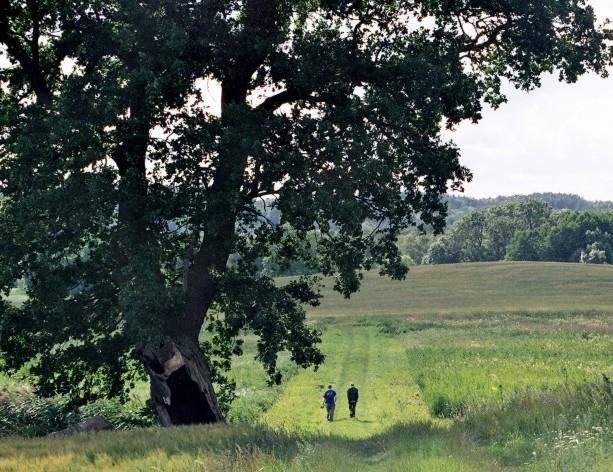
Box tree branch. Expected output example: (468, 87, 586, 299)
(256, 88, 305, 112)
(0, 2, 53, 105)
(0, 37, 53, 104)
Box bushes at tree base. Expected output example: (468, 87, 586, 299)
(0, 390, 157, 437)
(74, 398, 158, 431)
(0, 391, 72, 437)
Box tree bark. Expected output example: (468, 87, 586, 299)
(139, 336, 225, 425)
(1, 0, 278, 428)
(110, 83, 227, 426)
(134, 0, 280, 426)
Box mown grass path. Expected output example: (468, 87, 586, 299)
(260, 322, 434, 437)
(258, 322, 501, 470)
(260, 323, 430, 438)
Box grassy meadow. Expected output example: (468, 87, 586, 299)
(2, 262, 613, 471)
(305, 261, 613, 317)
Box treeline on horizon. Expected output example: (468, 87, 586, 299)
(446, 192, 613, 210)
(262, 193, 613, 276)
(401, 195, 613, 267)
(444, 192, 613, 224)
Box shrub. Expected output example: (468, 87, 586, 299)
(72, 398, 158, 430)
(431, 394, 466, 418)
(0, 391, 157, 437)
(0, 392, 72, 437)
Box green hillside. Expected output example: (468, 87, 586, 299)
(3, 262, 613, 471)
(306, 261, 613, 317)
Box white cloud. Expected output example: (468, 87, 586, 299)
(449, 0, 613, 201)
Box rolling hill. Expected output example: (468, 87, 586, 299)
(305, 261, 613, 317)
(3, 261, 613, 471)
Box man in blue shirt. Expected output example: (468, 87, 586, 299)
(322, 384, 337, 421)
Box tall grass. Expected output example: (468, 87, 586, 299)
(464, 378, 613, 469)
(224, 334, 298, 423)
(404, 316, 613, 418)
(395, 313, 613, 470)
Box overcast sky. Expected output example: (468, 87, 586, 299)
(449, 0, 613, 201)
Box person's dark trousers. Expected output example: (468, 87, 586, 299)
(348, 401, 357, 418)
(326, 404, 335, 421)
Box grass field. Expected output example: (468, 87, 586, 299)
(304, 261, 613, 317)
(2, 262, 613, 471)
(4, 287, 27, 306)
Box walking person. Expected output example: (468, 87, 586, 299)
(322, 384, 337, 421)
(347, 383, 359, 418)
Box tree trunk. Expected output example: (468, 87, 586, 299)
(139, 336, 225, 426)
(136, 22, 271, 424)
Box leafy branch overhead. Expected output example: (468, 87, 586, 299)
(0, 0, 610, 422)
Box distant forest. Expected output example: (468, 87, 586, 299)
(398, 194, 613, 268)
(261, 193, 613, 276)
(444, 193, 613, 225)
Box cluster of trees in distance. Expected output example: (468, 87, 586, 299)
(403, 196, 613, 266)
(261, 193, 613, 275)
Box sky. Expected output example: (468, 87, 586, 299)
(449, 0, 613, 201)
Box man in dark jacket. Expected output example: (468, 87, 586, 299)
(347, 383, 359, 418)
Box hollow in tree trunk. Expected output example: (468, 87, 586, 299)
(139, 337, 225, 425)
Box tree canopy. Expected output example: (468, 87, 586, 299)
(0, 0, 610, 423)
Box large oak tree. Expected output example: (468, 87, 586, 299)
(0, 0, 609, 425)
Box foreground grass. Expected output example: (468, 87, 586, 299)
(2, 314, 613, 470)
(467, 381, 613, 470)
(0, 422, 498, 472)
(0, 323, 498, 471)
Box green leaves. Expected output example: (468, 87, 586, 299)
(0, 0, 610, 407)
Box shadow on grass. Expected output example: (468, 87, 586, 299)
(0, 420, 461, 465)
(331, 418, 374, 424)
